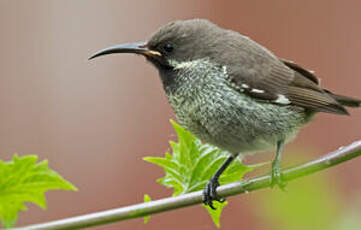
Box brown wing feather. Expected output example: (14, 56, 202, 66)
(280, 58, 319, 84)
(286, 86, 348, 114)
(281, 60, 348, 114)
(225, 37, 347, 114)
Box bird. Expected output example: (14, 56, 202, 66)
(89, 19, 361, 209)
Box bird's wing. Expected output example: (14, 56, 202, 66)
(224, 40, 347, 114)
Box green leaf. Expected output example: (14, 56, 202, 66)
(0, 154, 77, 228)
(144, 120, 260, 227)
(203, 200, 228, 228)
(143, 194, 151, 224)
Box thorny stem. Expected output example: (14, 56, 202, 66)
(14, 140, 361, 230)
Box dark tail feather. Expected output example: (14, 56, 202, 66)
(324, 89, 361, 107)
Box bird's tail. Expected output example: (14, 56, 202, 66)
(324, 89, 361, 108)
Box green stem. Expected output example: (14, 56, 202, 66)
(14, 140, 361, 230)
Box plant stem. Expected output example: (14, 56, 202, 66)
(14, 140, 361, 230)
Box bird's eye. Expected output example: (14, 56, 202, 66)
(163, 43, 174, 53)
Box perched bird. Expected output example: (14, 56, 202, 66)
(89, 19, 361, 209)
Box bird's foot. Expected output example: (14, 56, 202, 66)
(270, 160, 287, 190)
(202, 177, 225, 209)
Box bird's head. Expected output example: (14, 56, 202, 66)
(89, 19, 232, 78)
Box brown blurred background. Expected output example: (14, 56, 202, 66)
(1, 0, 360, 229)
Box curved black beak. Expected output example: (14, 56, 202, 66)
(89, 42, 161, 60)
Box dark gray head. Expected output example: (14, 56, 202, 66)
(89, 19, 240, 83)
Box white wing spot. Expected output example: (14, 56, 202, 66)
(222, 65, 227, 75)
(241, 84, 249, 89)
(275, 94, 291, 105)
(250, 88, 265, 93)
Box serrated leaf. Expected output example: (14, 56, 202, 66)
(203, 200, 228, 228)
(0, 201, 26, 228)
(143, 194, 151, 224)
(0, 154, 77, 228)
(144, 120, 262, 227)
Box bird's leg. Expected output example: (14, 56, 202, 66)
(270, 139, 287, 189)
(203, 155, 236, 209)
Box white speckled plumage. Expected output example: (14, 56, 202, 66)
(164, 59, 308, 155)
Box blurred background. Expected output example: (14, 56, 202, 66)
(1, 0, 361, 229)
